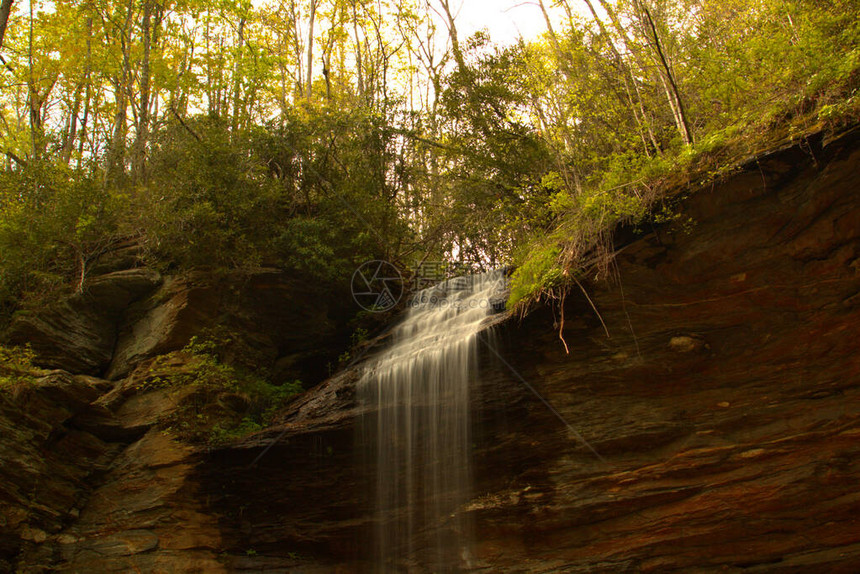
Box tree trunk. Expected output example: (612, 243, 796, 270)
(132, 0, 152, 182)
(351, 1, 364, 99)
(638, 0, 693, 145)
(204, 14, 216, 116)
(62, 8, 94, 164)
(537, 0, 563, 56)
(289, 0, 304, 98)
(61, 85, 83, 164)
(106, 0, 135, 186)
(27, 0, 43, 160)
(306, 0, 317, 101)
(322, 3, 340, 101)
(438, 0, 467, 74)
(559, 0, 659, 154)
(231, 17, 246, 130)
(0, 0, 13, 52)
(77, 16, 93, 169)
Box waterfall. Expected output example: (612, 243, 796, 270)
(359, 270, 505, 572)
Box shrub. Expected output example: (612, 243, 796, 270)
(0, 344, 40, 391)
(142, 331, 304, 445)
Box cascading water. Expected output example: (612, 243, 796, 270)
(358, 270, 506, 572)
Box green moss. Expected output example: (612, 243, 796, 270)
(508, 241, 562, 307)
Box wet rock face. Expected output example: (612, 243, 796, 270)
(467, 130, 860, 571)
(199, 130, 860, 571)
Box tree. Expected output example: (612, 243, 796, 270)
(305, 0, 317, 100)
(131, 0, 154, 181)
(104, 0, 136, 185)
(632, 0, 693, 145)
(0, 0, 856, 311)
(0, 0, 13, 52)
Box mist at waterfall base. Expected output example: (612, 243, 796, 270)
(358, 270, 506, 572)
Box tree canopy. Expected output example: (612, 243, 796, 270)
(0, 0, 856, 313)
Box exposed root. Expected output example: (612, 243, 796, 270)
(573, 276, 610, 339)
(558, 290, 570, 354)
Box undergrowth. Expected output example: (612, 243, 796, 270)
(508, 70, 860, 311)
(139, 329, 304, 445)
(0, 344, 41, 392)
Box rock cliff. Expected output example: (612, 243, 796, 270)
(1, 126, 858, 573)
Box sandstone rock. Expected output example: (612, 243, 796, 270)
(0, 371, 120, 566)
(106, 276, 217, 379)
(190, 128, 860, 571)
(53, 429, 224, 573)
(6, 302, 117, 375)
(82, 268, 163, 310)
(28, 371, 104, 414)
(1, 267, 351, 571)
(87, 240, 146, 276)
(78, 529, 159, 556)
(107, 270, 348, 383)
(19, 527, 47, 544)
(4, 269, 162, 375)
(71, 400, 152, 443)
(668, 334, 707, 352)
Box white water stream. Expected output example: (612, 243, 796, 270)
(359, 270, 505, 572)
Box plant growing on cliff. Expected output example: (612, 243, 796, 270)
(0, 163, 126, 311)
(0, 344, 40, 391)
(491, 0, 860, 309)
(142, 332, 304, 445)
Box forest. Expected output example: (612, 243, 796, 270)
(0, 0, 857, 316)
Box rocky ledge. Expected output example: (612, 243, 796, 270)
(1, 127, 859, 573)
(201, 127, 860, 571)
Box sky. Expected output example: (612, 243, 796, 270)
(448, 0, 559, 45)
(21, 0, 561, 48)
